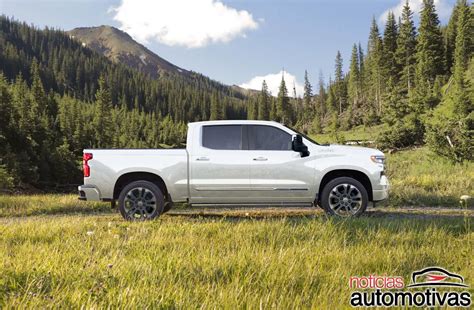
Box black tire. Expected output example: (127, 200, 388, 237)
(314, 201, 324, 210)
(118, 180, 164, 221)
(162, 202, 174, 214)
(321, 177, 368, 217)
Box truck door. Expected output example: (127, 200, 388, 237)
(189, 125, 251, 203)
(247, 125, 314, 203)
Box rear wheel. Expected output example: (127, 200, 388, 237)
(321, 177, 368, 217)
(118, 181, 164, 221)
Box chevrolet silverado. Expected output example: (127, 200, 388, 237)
(79, 120, 389, 220)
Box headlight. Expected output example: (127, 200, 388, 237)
(370, 155, 385, 164)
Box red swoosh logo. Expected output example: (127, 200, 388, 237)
(427, 274, 447, 282)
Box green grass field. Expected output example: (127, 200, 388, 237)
(0, 195, 472, 308)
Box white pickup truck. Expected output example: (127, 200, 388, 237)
(79, 120, 389, 220)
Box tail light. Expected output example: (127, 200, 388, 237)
(83, 153, 93, 177)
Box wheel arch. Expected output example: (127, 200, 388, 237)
(318, 169, 373, 202)
(113, 172, 169, 201)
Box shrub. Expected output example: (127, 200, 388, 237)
(377, 113, 425, 149)
(0, 164, 14, 189)
(425, 99, 473, 162)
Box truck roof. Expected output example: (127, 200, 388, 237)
(189, 120, 282, 126)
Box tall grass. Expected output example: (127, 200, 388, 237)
(311, 126, 473, 207)
(386, 147, 473, 207)
(0, 212, 472, 308)
(0, 194, 111, 218)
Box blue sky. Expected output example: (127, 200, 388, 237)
(0, 0, 457, 96)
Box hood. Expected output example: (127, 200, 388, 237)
(321, 144, 384, 157)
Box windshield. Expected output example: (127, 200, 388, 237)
(284, 125, 320, 145)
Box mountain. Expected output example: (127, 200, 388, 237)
(0, 16, 247, 118)
(68, 25, 189, 78)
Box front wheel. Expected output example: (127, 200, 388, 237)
(321, 177, 368, 217)
(118, 181, 164, 221)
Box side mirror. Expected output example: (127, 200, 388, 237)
(292, 135, 310, 157)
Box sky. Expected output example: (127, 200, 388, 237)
(0, 0, 457, 96)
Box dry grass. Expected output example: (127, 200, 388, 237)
(385, 147, 473, 207)
(0, 194, 111, 218)
(0, 196, 473, 308)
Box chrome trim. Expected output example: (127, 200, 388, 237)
(194, 187, 253, 191)
(194, 187, 309, 191)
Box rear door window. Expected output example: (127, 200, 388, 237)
(202, 125, 243, 150)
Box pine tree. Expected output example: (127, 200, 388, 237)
(416, 0, 446, 85)
(269, 98, 277, 121)
(93, 76, 113, 148)
(358, 43, 365, 77)
(348, 44, 361, 108)
(276, 74, 291, 124)
(445, 1, 462, 74)
(357, 43, 367, 111)
(12, 74, 33, 137)
(258, 80, 270, 120)
(221, 96, 228, 120)
(303, 70, 313, 125)
(0, 73, 13, 152)
(383, 11, 399, 80)
(326, 82, 337, 114)
(334, 51, 347, 114)
(209, 91, 222, 120)
(303, 70, 313, 110)
(30, 59, 49, 133)
(452, 0, 473, 115)
(247, 96, 258, 120)
(395, 0, 417, 95)
(311, 72, 326, 133)
(366, 17, 384, 119)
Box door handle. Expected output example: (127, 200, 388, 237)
(253, 157, 268, 161)
(196, 157, 210, 161)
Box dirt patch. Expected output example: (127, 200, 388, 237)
(166, 205, 474, 220)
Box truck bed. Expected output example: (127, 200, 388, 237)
(83, 148, 189, 201)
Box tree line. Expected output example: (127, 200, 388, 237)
(0, 62, 188, 188)
(245, 0, 472, 162)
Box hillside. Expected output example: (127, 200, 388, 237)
(0, 16, 248, 188)
(68, 26, 189, 78)
(0, 16, 247, 117)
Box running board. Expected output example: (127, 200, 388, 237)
(190, 203, 314, 208)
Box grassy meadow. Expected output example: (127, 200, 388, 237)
(0, 196, 472, 308)
(0, 127, 472, 308)
(385, 147, 473, 207)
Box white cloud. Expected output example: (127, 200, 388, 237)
(111, 0, 259, 48)
(239, 71, 304, 98)
(379, 0, 452, 23)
